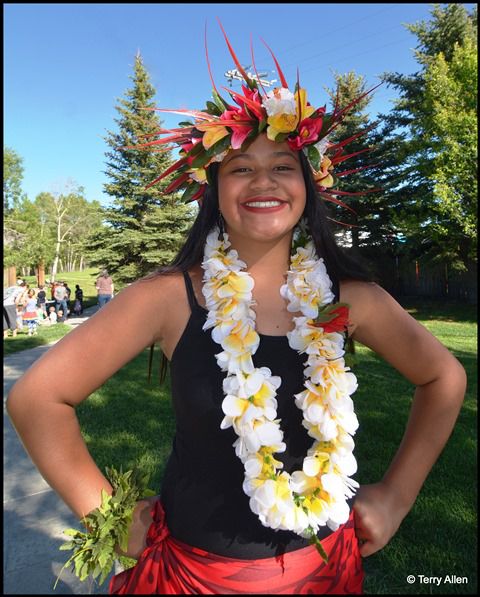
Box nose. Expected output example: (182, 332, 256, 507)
(249, 168, 278, 191)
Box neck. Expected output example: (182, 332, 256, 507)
(225, 230, 292, 276)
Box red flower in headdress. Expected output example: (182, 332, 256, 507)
(287, 117, 324, 151)
(220, 107, 253, 149)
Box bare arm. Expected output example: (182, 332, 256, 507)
(6, 276, 174, 534)
(342, 282, 466, 556)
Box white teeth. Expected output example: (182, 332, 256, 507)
(244, 201, 283, 208)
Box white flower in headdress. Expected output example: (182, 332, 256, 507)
(262, 87, 297, 117)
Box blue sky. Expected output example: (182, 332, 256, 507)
(4, 3, 475, 206)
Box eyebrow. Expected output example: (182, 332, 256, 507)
(225, 151, 299, 164)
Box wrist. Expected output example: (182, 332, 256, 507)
(115, 497, 157, 559)
(57, 466, 154, 587)
(379, 476, 416, 517)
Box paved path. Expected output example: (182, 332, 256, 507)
(3, 306, 118, 594)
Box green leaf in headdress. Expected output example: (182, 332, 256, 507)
(274, 132, 290, 143)
(190, 151, 211, 169)
(181, 181, 201, 203)
(258, 118, 268, 133)
(205, 101, 222, 116)
(307, 144, 321, 171)
(212, 89, 230, 112)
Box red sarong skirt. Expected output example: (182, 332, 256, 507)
(109, 500, 364, 594)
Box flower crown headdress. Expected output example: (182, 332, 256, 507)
(130, 21, 379, 216)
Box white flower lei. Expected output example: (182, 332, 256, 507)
(201, 224, 359, 555)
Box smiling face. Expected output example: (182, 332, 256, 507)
(217, 134, 306, 246)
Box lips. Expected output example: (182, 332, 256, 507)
(241, 196, 288, 211)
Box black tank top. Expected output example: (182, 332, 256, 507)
(160, 271, 351, 558)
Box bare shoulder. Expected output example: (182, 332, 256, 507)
(340, 279, 462, 386)
(123, 271, 184, 298)
(116, 272, 187, 341)
(124, 272, 185, 305)
(340, 278, 416, 340)
(339, 279, 388, 336)
(8, 271, 189, 408)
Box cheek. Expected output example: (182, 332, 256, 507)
(292, 181, 307, 213)
(217, 179, 239, 216)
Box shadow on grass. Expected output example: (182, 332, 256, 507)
(398, 298, 477, 323)
(3, 324, 72, 356)
(352, 349, 477, 594)
(76, 347, 175, 491)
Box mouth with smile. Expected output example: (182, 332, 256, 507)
(241, 196, 288, 213)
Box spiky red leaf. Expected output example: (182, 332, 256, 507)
(250, 33, 268, 97)
(221, 87, 264, 120)
(318, 192, 357, 213)
(217, 19, 253, 87)
(204, 21, 220, 97)
(162, 172, 190, 194)
(261, 37, 288, 89)
(330, 147, 372, 166)
(336, 163, 381, 177)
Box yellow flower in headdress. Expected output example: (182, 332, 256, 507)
(295, 88, 316, 121)
(263, 87, 316, 141)
(188, 167, 207, 184)
(196, 122, 230, 150)
(313, 156, 334, 188)
(263, 87, 298, 140)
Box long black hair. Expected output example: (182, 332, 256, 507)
(146, 150, 373, 382)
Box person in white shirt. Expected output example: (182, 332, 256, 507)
(3, 283, 25, 338)
(48, 306, 58, 324)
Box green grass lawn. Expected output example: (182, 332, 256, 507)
(3, 322, 73, 356)
(8, 297, 477, 593)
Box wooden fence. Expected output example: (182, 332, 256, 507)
(4, 256, 477, 303)
(368, 255, 477, 303)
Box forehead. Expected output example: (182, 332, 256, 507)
(222, 135, 299, 165)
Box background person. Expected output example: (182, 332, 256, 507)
(3, 284, 22, 338)
(53, 282, 69, 320)
(64, 282, 72, 316)
(37, 285, 47, 318)
(22, 289, 39, 336)
(74, 284, 84, 315)
(96, 270, 114, 308)
(47, 306, 58, 324)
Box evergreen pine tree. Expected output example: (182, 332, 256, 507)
(89, 52, 193, 283)
(325, 72, 395, 260)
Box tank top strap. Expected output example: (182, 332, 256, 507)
(332, 276, 340, 303)
(183, 271, 200, 312)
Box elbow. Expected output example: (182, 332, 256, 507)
(419, 354, 467, 410)
(455, 358, 468, 399)
(445, 356, 467, 409)
(6, 378, 32, 426)
(6, 381, 23, 423)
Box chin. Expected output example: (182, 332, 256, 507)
(233, 222, 295, 243)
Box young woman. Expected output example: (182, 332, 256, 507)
(6, 29, 466, 595)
